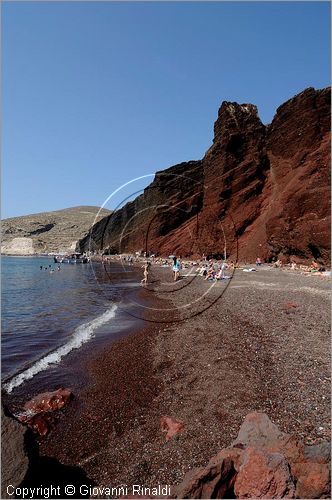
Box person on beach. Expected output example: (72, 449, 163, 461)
(141, 261, 150, 285)
(205, 267, 216, 281)
(172, 256, 181, 281)
(216, 268, 223, 280)
(216, 261, 228, 280)
(204, 265, 214, 280)
(310, 260, 326, 272)
(198, 264, 208, 276)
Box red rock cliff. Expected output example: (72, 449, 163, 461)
(79, 87, 330, 264)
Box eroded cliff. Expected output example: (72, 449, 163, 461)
(79, 87, 330, 264)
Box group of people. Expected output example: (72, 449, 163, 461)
(273, 259, 327, 273)
(140, 256, 234, 285)
(139, 252, 329, 285)
(196, 261, 230, 281)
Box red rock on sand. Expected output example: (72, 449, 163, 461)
(234, 447, 296, 498)
(24, 413, 54, 437)
(291, 462, 331, 499)
(171, 450, 241, 499)
(160, 416, 185, 440)
(16, 411, 54, 436)
(232, 412, 287, 449)
(233, 412, 331, 499)
(23, 388, 72, 414)
(16, 388, 73, 436)
(173, 412, 331, 499)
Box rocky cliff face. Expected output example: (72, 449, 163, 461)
(1, 206, 111, 255)
(79, 87, 330, 264)
(264, 88, 330, 263)
(82, 161, 204, 256)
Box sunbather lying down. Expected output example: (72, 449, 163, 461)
(202, 264, 232, 281)
(206, 274, 232, 281)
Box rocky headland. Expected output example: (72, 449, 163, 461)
(79, 87, 330, 265)
(1, 206, 111, 255)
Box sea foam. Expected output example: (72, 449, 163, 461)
(4, 304, 118, 394)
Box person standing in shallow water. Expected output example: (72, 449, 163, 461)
(172, 256, 181, 282)
(141, 261, 150, 285)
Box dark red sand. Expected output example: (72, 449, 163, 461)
(38, 265, 330, 492)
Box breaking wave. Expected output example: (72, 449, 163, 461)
(4, 304, 118, 394)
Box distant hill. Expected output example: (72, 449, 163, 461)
(1, 206, 111, 255)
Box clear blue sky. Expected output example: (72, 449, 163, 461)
(2, 1, 330, 218)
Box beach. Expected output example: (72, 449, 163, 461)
(37, 263, 330, 491)
(2, 3, 331, 497)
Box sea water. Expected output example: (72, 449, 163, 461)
(1, 256, 142, 397)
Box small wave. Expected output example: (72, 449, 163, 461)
(4, 304, 118, 394)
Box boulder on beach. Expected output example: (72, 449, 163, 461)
(18, 413, 55, 437)
(171, 412, 331, 499)
(16, 388, 73, 436)
(233, 447, 296, 498)
(1, 404, 29, 498)
(23, 388, 73, 414)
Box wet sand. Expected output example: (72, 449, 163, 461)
(39, 264, 330, 491)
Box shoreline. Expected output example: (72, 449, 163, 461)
(2, 259, 146, 407)
(35, 262, 330, 491)
(39, 280, 172, 486)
